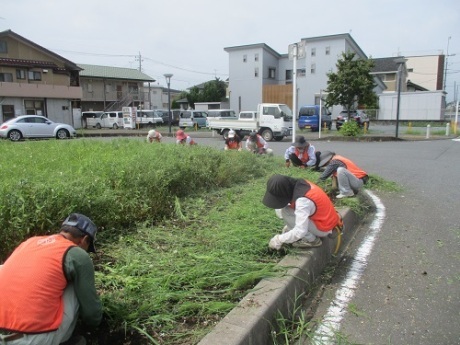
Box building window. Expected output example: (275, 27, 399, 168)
(243, 54, 247, 63)
(0, 73, 13, 82)
(255, 53, 259, 61)
(325, 46, 330, 55)
(0, 40, 7, 53)
(298, 68, 306, 77)
(407, 68, 414, 72)
(24, 100, 44, 115)
(28, 71, 42, 81)
(311, 47, 316, 57)
(128, 83, 139, 93)
(16, 69, 26, 79)
(255, 67, 259, 77)
(311, 63, 316, 74)
(268, 67, 276, 79)
(286, 69, 292, 82)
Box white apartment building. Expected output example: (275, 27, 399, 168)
(224, 33, 385, 118)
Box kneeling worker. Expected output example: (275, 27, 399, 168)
(263, 174, 342, 250)
(317, 151, 369, 198)
(0, 213, 102, 345)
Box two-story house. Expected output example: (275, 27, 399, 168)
(143, 83, 182, 110)
(78, 64, 155, 112)
(224, 33, 386, 118)
(0, 30, 82, 124)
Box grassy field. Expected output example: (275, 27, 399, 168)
(0, 139, 393, 344)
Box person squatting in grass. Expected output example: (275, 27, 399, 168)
(317, 151, 369, 199)
(263, 174, 342, 249)
(245, 132, 273, 155)
(176, 129, 197, 145)
(284, 135, 319, 169)
(146, 129, 162, 143)
(224, 130, 243, 151)
(0, 213, 102, 345)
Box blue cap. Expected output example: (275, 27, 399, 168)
(62, 213, 97, 252)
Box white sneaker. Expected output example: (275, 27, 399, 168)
(336, 192, 354, 199)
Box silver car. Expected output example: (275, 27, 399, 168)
(0, 115, 77, 141)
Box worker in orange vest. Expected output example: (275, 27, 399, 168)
(0, 213, 102, 345)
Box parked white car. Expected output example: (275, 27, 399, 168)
(0, 115, 76, 141)
(86, 111, 124, 129)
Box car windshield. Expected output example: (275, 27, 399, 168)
(279, 105, 293, 120)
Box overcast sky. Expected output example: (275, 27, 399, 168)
(1, 0, 459, 102)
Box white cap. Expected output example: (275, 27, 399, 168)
(228, 130, 235, 138)
(148, 130, 157, 137)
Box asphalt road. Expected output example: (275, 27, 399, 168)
(299, 139, 460, 345)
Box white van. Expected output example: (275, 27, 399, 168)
(86, 111, 124, 129)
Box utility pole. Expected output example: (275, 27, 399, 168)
(443, 36, 451, 90)
(135, 52, 143, 72)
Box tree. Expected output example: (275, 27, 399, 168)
(182, 78, 227, 109)
(325, 52, 378, 113)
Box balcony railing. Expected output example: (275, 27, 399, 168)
(0, 82, 82, 98)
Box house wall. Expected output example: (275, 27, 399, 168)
(226, 46, 266, 113)
(406, 55, 444, 91)
(379, 91, 445, 121)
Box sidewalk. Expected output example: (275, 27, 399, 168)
(76, 126, 457, 141)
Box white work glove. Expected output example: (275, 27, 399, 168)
(269, 234, 283, 250)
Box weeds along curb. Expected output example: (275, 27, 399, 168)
(198, 207, 360, 345)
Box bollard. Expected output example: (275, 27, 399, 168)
(363, 122, 368, 133)
(446, 123, 450, 136)
(426, 124, 431, 139)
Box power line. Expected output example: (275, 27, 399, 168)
(52, 48, 228, 77)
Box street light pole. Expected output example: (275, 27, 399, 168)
(394, 58, 407, 138)
(164, 73, 173, 136)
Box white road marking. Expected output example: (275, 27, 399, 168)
(311, 190, 386, 344)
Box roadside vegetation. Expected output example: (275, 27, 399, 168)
(0, 139, 395, 344)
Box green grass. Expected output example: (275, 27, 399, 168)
(0, 139, 394, 344)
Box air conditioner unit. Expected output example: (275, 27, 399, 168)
(43, 69, 48, 73)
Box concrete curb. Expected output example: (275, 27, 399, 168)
(198, 208, 360, 345)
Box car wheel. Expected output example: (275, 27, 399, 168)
(95, 123, 101, 129)
(113, 123, 119, 129)
(8, 130, 22, 142)
(221, 129, 229, 139)
(261, 129, 273, 141)
(56, 129, 69, 139)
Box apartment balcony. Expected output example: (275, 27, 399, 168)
(0, 82, 82, 99)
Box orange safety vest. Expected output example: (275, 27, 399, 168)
(290, 180, 339, 231)
(294, 148, 310, 164)
(0, 235, 75, 333)
(226, 139, 240, 150)
(254, 135, 264, 148)
(332, 155, 367, 179)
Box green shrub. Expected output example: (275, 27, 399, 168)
(0, 140, 275, 259)
(339, 121, 362, 136)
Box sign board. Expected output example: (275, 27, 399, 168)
(288, 41, 306, 60)
(122, 107, 136, 129)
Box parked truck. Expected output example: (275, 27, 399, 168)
(206, 103, 293, 141)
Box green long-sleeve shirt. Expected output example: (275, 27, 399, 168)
(64, 247, 103, 327)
